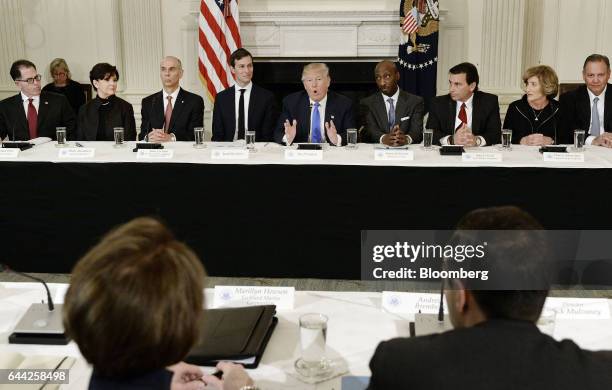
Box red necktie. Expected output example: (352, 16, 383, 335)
(27, 98, 38, 139)
(164, 96, 173, 132)
(457, 103, 467, 130)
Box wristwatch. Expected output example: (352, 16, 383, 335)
(475, 136, 482, 146)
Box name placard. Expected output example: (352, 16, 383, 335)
(382, 291, 448, 314)
(213, 286, 295, 310)
(58, 148, 95, 159)
(543, 297, 610, 320)
(211, 148, 249, 160)
(136, 149, 174, 160)
(462, 152, 503, 162)
(285, 149, 323, 161)
(0, 149, 20, 158)
(374, 149, 415, 161)
(543, 152, 585, 163)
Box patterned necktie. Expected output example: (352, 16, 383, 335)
(387, 98, 395, 131)
(164, 96, 173, 133)
(591, 97, 601, 137)
(457, 103, 468, 131)
(311, 102, 322, 143)
(27, 98, 38, 139)
(238, 89, 246, 140)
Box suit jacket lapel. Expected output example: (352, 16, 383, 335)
(471, 92, 481, 132)
(375, 93, 390, 131)
(37, 94, 49, 132)
(580, 87, 591, 128)
(395, 92, 408, 129)
(300, 92, 311, 140)
(604, 84, 612, 129)
(13, 95, 28, 133)
(168, 88, 186, 130)
(447, 96, 456, 134)
(247, 85, 256, 130)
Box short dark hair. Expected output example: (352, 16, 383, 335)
(10, 60, 36, 81)
(583, 54, 611, 71)
(454, 206, 549, 322)
(230, 48, 253, 67)
(449, 62, 480, 89)
(63, 217, 206, 378)
(89, 63, 119, 91)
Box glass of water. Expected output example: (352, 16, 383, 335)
(501, 129, 512, 150)
(346, 128, 358, 149)
(295, 313, 332, 378)
(422, 128, 434, 150)
(113, 127, 125, 148)
(193, 127, 205, 148)
(55, 127, 67, 147)
(245, 130, 256, 152)
(574, 129, 586, 151)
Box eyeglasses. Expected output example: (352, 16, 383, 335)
(52, 72, 67, 78)
(16, 75, 42, 84)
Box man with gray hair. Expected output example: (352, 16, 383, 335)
(274, 63, 355, 145)
(140, 56, 204, 142)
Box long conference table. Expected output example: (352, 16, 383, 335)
(1, 282, 611, 390)
(2, 141, 612, 278)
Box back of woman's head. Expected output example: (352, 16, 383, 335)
(63, 217, 205, 378)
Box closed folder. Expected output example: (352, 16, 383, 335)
(185, 305, 277, 369)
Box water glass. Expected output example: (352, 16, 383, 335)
(295, 313, 332, 377)
(501, 129, 512, 149)
(245, 130, 256, 152)
(423, 128, 433, 150)
(55, 127, 67, 147)
(574, 129, 585, 150)
(346, 128, 358, 149)
(194, 127, 205, 148)
(113, 127, 125, 148)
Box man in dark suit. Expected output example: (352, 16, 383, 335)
(212, 48, 277, 142)
(368, 206, 612, 390)
(0, 60, 75, 141)
(140, 56, 204, 142)
(360, 60, 424, 145)
(426, 62, 501, 146)
(559, 54, 612, 147)
(274, 63, 355, 146)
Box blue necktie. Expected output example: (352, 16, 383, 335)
(387, 98, 395, 131)
(591, 97, 601, 137)
(311, 102, 322, 143)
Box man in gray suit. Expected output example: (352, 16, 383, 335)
(360, 60, 424, 146)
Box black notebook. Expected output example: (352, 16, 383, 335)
(185, 305, 277, 369)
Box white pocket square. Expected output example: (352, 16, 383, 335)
(400, 116, 410, 121)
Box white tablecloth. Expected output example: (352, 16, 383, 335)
(1, 282, 611, 389)
(3, 141, 612, 168)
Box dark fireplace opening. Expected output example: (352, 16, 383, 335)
(253, 61, 380, 122)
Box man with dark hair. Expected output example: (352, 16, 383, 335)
(212, 48, 277, 142)
(359, 60, 424, 145)
(368, 206, 612, 390)
(140, 56, 204, 142)
(0, 59, 75, 141)
(426, 62, 501, 146)
(559, 54, 612, 147)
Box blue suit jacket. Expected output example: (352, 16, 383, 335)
(274, 90, 355, 145)
(212, 83, 277, 142)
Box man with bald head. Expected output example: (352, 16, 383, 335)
(274, 63, 355, 146)
(140, 56, 204, 142)
(360, 60, 424, 145)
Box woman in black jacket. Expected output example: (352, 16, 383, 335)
(76, 63, 136, 141)
(503, 65, 560, 145)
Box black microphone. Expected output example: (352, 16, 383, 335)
(1, 263, 54, 311)
(2, 118, 32, 150)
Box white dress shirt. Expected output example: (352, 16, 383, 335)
(21, 92, 40, 118)
(586, 86, 606, 145)
(440, 94, 486, 146)
(233, 82, 252, 141)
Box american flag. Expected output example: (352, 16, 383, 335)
(198, 0, 242, 102)
(402, 7, 419, 34)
